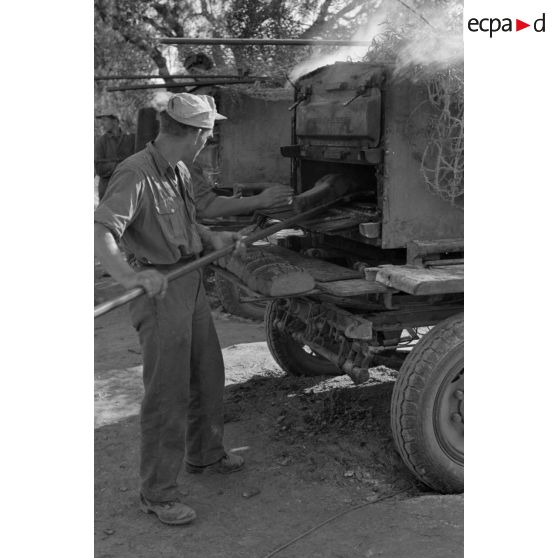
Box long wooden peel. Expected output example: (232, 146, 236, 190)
(94, 196, 350, 319)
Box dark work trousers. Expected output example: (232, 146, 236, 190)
(129, 268, 225, 502)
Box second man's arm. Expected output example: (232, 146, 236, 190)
(198, 184, 293, 218)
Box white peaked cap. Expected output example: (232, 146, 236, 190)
(166, 93, 227, 129)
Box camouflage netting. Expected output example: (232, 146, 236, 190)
(364, 0, 464, 206)
(420, 66, 464, 206)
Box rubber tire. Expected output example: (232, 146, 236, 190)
(265, 299, 342, 377)
(390, 313, 464, 494)
(214, 274, 267, 321)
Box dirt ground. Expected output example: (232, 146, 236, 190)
(94, 268, 463, 558)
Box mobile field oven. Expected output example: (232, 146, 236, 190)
(215, 61, 464, 493)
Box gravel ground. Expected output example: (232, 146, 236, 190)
(94, 262, 463, 557)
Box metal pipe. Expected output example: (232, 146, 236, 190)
(160, 38, 371, 46)
(105, 79, 256, 92)
(291, 332, 370, 384)
(95, 74, 270, 81)
(292, 332, 404, 377)
(94, 196, 348, 318)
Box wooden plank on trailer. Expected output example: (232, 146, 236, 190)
(264, 245, 362, 282)
(222, 248, 315, 296)
(375, 264, 464, 295)
(407, 238, 464, 265)
(316, 278, 391, 296)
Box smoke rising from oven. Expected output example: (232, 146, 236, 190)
(288, 3, 387, 82)
(150, 91, 173, 111)
(288, 0, 463, 82)
(393, 2, 463, 74)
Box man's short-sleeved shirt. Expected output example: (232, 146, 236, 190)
(94, 141, 203, 265)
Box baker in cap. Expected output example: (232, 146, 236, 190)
(94, 111, 135, 200)
(94, 90, 245, 526)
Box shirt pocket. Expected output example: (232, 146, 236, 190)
(154, 197, 188, 242)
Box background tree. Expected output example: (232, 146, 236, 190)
(94, 1, 463, 129)
(94, 0, 379, 122)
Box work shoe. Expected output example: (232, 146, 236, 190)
(186, 452, 245, 474)
(140, 494, 197, 526)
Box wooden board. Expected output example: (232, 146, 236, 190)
(375, 264, 464, 295)
(406, 238, 464, 265)
(223, 248, 315, 296)
(263, 246, 362, 282)
(316, 279, 391, 296)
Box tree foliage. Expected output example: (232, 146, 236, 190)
(94, 0, 376, 86)
(94, 0, 463, 127)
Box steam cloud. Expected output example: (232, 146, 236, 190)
(150, 91, 173, 111)
(289, 0, 463, 82)
(289, 2, 388, 82)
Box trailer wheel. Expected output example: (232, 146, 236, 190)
(214, 274, 267, 321)
(265, 300, 342, 377)
(391, 313, 464, 493)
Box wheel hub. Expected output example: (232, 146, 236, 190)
(434, 367, 464, 463)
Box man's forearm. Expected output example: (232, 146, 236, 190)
(194, 223, 214, 250)
(198, 195, 262, 218)
(94, 223, 136, 284)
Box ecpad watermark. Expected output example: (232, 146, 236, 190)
(467, 13, 546, 37)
